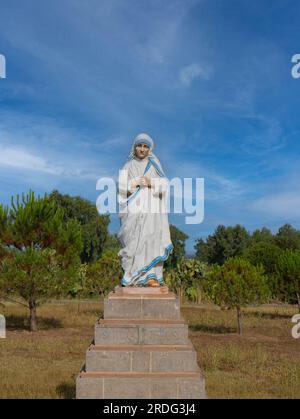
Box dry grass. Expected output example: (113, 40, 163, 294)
(0, 300, 299, 399)
(0, 301, 101, 399)
(183, 304, 300, 399)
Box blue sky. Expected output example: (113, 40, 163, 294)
(0, 0, 300, 254)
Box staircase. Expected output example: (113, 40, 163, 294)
(76, 286, 206, 399)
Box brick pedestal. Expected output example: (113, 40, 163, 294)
(76, 286, 206, 399)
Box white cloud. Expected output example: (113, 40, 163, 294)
(167, 160, 243, 202)
(240, 115, 286, 156)
(0, 111, 113, 181)
(179, 63, 211, 86)
(0, 144, 102, 180)
(0, 145, 61, 174)
(251, 191, 300, 219)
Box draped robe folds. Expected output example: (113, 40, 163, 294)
(117, 156, 173, 286)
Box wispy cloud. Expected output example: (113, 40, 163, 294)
(0, 0, 300, 252)
(179, 63, 211, 86)
(0, 111, 113, 180)
(0, 143, 104, 180)
(167, 160, 244, 202)
(251, 190, 300, 220)
(0, 145, 60, 174)
(238, 115, 286, 156)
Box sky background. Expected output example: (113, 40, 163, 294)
(0, 0, 300, 254)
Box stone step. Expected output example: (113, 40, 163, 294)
(85, 344, 198, 372)
(95, 319, 189, 345)
(76, 371, 206, 399)
(104, 291, 180, 320)
(76, 286, 207, 399)
(114, 285, 169, 295)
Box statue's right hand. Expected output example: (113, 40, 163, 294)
(129, 177, 142, 192)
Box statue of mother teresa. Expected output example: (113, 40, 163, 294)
(117, 133, 173, 287)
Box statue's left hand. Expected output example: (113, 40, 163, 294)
(140, 176, 151, 187)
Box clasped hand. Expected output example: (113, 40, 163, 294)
(131, 176, 151, 189)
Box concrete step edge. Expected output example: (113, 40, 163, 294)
(88, 344, 194, 352)
(79, 371, 202, 379)
(98, 319, 187, 325)
(107, 294, 178, 300)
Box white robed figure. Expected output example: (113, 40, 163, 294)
(117, 133, 173, 287)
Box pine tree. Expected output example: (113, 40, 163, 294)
(0, 190, 82, 331)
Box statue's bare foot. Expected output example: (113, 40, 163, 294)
(147, 279, 160, 287)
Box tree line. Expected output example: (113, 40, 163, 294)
(194, 224, 300, 309)
(0, 190, 299, 335)
(178, 224, 300, 334)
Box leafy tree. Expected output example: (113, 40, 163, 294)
(103, 233, 122, 253)
(275, 224, 300, 251)
(86, 250, 122, 298)
(276, 250, 300, 312)
(165, 258, 207, 303)
(243, 241, 283, 298)
(0, 246, 78, 330)
(243, 241, 281, 275)
(49, 190, 109, 263)
(204, 257, 270, 335)
(0, 191, 82, 331)
(164, 225, 188, 270)
(195, 225, 250, 265)
(250, 227, 274, 244)
(70, 263, 88, 313)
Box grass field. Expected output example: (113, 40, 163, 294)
(0, 300, 299, 399)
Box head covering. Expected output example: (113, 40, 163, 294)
(127, 132, 166, 177)
(128, 132, 155, 159)
(133, 132, 154, 149)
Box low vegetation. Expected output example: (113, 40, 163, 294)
(0, 300, 299, 399)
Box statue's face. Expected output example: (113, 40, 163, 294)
(134, 143, 150, 159)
